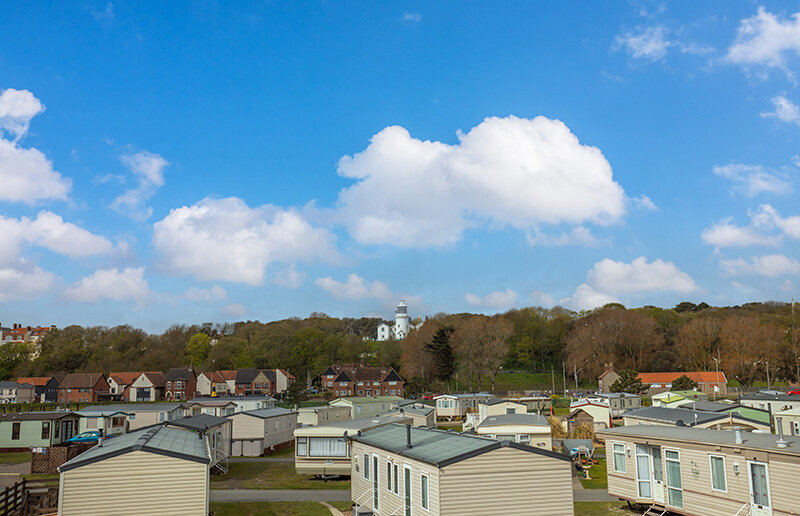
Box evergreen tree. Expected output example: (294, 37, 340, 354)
(424, 327, 456, 385)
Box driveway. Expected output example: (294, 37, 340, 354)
(0, 462, 29, 488)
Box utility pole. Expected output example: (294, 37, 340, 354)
(574, 363, 578, 391)
(550, 365, 555, 394)
(562, 362, 567, 397)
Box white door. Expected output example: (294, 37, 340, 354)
(635, 444, 652, 499)
(748, 461, 772, 516)
(650, 446, 665, 504)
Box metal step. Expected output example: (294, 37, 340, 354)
(643, 504, 668, 516)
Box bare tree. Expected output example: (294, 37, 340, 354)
(675, 316, 721, 371)
(482, 317, 512, 391)
(452, 317, 487, 391)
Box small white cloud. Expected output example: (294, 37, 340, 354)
(761, 96, 800, 124)
(586, 256, 697, 295)
(65, 267, 153, 307)
(720, 254, 800, 278)
(315, 274, 393, 302)
(400, 12, 421, 23)
(153, 197, 337, 286)
(560, 284, 620, 311)
(701, 216, 781, 249)
(530, 291, 555, 307)
(726, 7, 800, 74)
(713, 163, 791, 196)
(749, 204, 800, 238)
(465, 289, 518, 310)
(181, 284, 227, 302)
(90, 2, 114, 23)
(0, 88, 44, 140)
(223, 304, 247, 317)
(632, 194, 657, 211)
(527, 226, 601, 247)
(0, 266, 54, 302)
(615, 26, 673, 60)
(110, 151, 168, 221)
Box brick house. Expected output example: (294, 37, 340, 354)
(598, 365, 621, 393)
(165, 368, 197, 400)
(16, 376, 52, 402)
(322, 364, 405, 397)
(234, 369, 272, 396)
(637, 371, 728, 396)
(57, 373, 110, 403)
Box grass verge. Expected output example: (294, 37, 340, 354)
(210, 462, 350, 490)
(579, 456, 608, 489)
(0, 452, 31, 465)
(573, 501, 636, 515)
(210, 501, 339, 516)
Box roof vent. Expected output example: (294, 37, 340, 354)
(734, 427, 743, 445)
(775, 418, 788, 449)
(406, 424, 412, 448)
(676, 420, 685, 427)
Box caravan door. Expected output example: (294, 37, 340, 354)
(748, 461, 772, 516)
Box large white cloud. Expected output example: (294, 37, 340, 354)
(315, 273, 393, 301)
(586, 256, 698, 295)
(720, 254, 800, 278)
(0, 88, 71, 203)
(110, 151, 168, 221)
(335, 116, 628, 247)
(561, 284, 620, 311)
(465, 289, 518, 310)
(726, 7, 800, 71)
(0, 266, 54, 302)
(153, 197, 337, 285)
(64, 267, 153, 306)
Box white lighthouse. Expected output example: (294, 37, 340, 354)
(376, 300, 416, 341)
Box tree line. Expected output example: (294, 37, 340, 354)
(5, 300, 800, 391)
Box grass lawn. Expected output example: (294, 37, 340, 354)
(265, 444, 295, 458)
(210, 462, 350, 490)
(574, 501, 636, 515)
(553, 407, 570, 416)
(329, 501, 352, 511)
(580, 456, 607, 489)
(210, 502, 340, 516)
(437, 423, 463, 432)
(0, 452, 31, 464)
(21, 473, 59, 486)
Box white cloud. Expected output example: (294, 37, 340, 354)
(315, 273, 392, 301)
(749, 204, 800, 238)
(153, 197, 337, 285)
(726, 7, 800, 72)
(632, 194, 657, 211)
(223, 304, 248, 317)
(0, 88, 43, 140)
(465, 289, 518, 310)
(713, 163, 791, 196)
(587, 257, 697, 295)
(181, 284, 227, 302)
(560, 284, 621, 311)
(273, 266, 305, 288)
(526, 226, 601, 247)
(0, 211, 112, 266)
(530, 291, 555, 307)
(0, 89, 71, 204)
(401, 12, 421, 23)
(761, 95, 800, 124)
(615, 26, 673, 60)
(335, 116, 628, 248)
(64, 267, 153, 307)
(0, 266, 54, 302)
(110, 151, 168, 221)
(720, 254, 800, 278)
(699, 205, 800, 248)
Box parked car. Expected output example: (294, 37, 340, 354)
(65, 431, 114, 444)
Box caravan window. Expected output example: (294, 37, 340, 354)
(710, 455, 726, 492)
(308, 437, 347, 457)
(296, 437, 307, 456)
(612, 443, 626, 473)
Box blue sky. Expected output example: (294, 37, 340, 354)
(3, 1, 800, 331)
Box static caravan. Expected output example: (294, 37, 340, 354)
(466, 398, 526, 430)
(77, 403, 186, 431)
(293, 415, 409, 476)
(350, 424, 574, 516)
(434, 393, 493, 421)
(382, 402, 436, 427)
(191, 395, 275, 414)
(598, 425, 800, 516)
(75, 408, 130, 436)
(228, 407, 297, 456)
(58, 425, 211, 516)
(623, 406, 771, 432)
(594, 392, 642, 418)
(329, 396, 403, 419)
(0, 412, 79, 451)
(297, 405, 351, 427)
(475, 413, 553, 450)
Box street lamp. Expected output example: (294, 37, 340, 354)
(712, 357, 720, 401)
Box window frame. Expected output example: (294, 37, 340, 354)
(421, 472, 430, 511)
(363, 453, 370, 480)
(296, 437, 307, 457)
(709, 454, 727, 493)
(612, 442, 627, 473)
(41, 421, 50, 440)
(11, 422, 20, 440)
(393, 463, 399, 494)
(387, 460, 393, 493)
(664, 448, 684, 509)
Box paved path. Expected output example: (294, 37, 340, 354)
(229, 457, 293, 463)
(0, 463, 29, 488)
(210, 488, 614, 503)
(320, 501, 345, 516)
(210, 489, 350, 502)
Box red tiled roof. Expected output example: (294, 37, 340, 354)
(141, 371, 166, 387)
(59, 373, 106, 389)
(109, 372, 142, 385)
(215, 370, 237, 381)
(637, 371, 727, 384)
(16, 377, 50, 387)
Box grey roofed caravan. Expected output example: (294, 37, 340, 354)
(168, 413, 229, 431)
(622, 406, 762, 427)
(237, 407, 294, 419)
(477, 413, 550, 428)
(76, 402, 185, 414)
(351, 423, 569, 468)
(599, 425, 800, 454)
(59, 426, 210, 472)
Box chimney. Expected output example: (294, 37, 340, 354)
(406, 424, 412, 448)
(776, 417, 788, 448)
(734, 427, 743, 445)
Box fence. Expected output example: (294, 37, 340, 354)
(31, 444, 92, 474)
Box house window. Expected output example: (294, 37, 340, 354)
(296, 437, 307, 456)
(421, 473, 429, 510)
(612, 443, 626, 473)
(363, 453, 370, 480)
(710, 455, 726, 492)
(11, 422, 20, 440)
(41, 421, 50, 440)
(391, 390, 396, 395)
(665, 449, 683, 508)
(793, 421, 800, 436)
